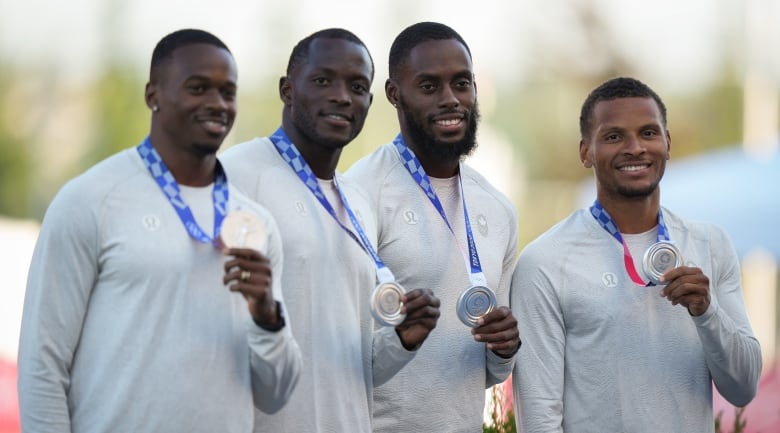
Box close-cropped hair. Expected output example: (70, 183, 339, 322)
(579, 77, 668, 138)
(388, 21, 471, 79)
(286, 28, 374, 80)
(150, 29, 230, 73)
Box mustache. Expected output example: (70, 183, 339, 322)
(399, 100, 481, 163)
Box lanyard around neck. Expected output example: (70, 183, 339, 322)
(270, 128, 395, 283)
(137, 137, 228, 245)
(392, 134, 487, 287)
(589, 199, 670, 286)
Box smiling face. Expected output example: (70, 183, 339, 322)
(387, 38, 478, 169)
(280, 37, 373, 152)
(580, 97, 671, 204)
(146, 43, 237, 157)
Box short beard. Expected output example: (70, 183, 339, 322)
(292, 104, 352, 150)
(400, 99, 480, 164)
(616, 181, 660, 198)
(616, 162, 665, 199)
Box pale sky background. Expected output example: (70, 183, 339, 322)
(0, 0, 762, 92)
(1, 0, 778, 362)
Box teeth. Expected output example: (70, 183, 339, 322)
(436, 119, 461, 126)
(327, 114, 347, 120)
(621, 164, 648, 172)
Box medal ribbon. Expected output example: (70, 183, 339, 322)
(392, 134, 487, 287)
(270, 128, 395, 283)
(137, 137, 228, 245)
(589, 199, 670, 286)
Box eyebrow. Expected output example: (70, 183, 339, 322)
(599, 122, 662, 134)
(183, 75, 236, 86)
(413, 70, 472, 81)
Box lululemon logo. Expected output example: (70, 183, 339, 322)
(602, 272, 618, 287)
(142, 215, 161, 231)
(295, 201, 307, 216)
(403, 210, 418, 225)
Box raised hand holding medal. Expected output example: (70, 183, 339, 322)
(589, 200, 714, 316)
(219, 211, 280, 329)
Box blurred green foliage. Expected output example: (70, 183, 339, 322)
(715, 407, 748, 433)
(90, 66, 148, 162)
(0, 62, 32, 218)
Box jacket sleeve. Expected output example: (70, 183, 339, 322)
(511, 248, 565, 433)
(692, 227, 762, 407)
(486, 204, 520, 386)
(372, 326, 417, 386)
(247, 320, 302, 413)
(18, 186, 98, 433)
(248, 213, 302, 414)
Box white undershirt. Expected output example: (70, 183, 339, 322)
(622, 226, 658, 279)
(178, 183, 215, 236)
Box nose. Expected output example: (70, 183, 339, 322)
(329, 81, 351, 105)
(205, 89, 231, 112)
(623, 133, 646, 155)
(438, 84, 460, 109)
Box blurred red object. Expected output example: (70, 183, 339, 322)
(0, 358, 19, 433)
(713, 360, 780, 433)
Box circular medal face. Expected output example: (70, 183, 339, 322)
(642, 241, 682, 285)
(371, 282, 406, 326)
(456, 285, 497, 328)
(218, 210, 267, 253)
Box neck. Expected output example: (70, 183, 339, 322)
(598, 192, 660, 234)
(281, 122, 341, 180)
(148, 132, 217, 187)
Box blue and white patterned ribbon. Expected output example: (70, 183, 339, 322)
(270, 127, 395, 283)
(392, 134, 487, 287)
(137, 137, 228, 245)
(590, 199, 670, 286)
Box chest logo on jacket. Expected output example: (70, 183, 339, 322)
(601, 272, 618, 287)
(295, 201, 307, 216)
(403, 210, 418, 225)
(142, 214, 161, 231)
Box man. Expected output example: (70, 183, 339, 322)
(512, 77, 762, 432)
(17, 29, 301, 433)
(219, 28, 440, 432)
(345, 22, 521, 433)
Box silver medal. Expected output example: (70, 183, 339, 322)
(642, 241, 682, 285)
(371, 282, 406, 326)
(218, 210, 267, 253)
(456, 285, 497, 327)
